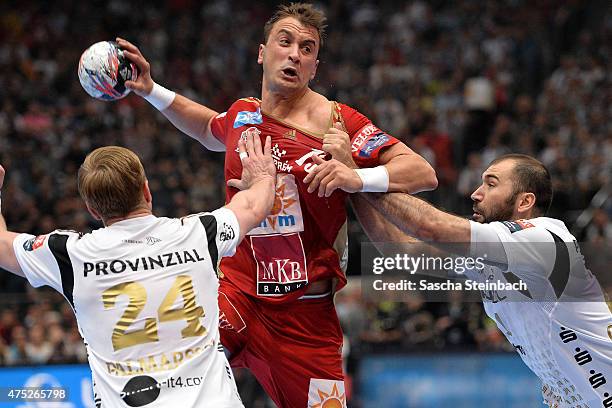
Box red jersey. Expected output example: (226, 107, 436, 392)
(210, 97, 398, 303)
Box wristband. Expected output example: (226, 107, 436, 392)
(355, 166, 389, 192)
(144, 83, 176, 111)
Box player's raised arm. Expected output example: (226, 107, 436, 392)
(116, 37, 226, 152)
(224, 133, 276, 243)
(0, 165, 25, 277)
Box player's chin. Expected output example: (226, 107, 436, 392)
(472, 213, 485, 223)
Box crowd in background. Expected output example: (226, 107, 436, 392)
(0, 1, 610, 405)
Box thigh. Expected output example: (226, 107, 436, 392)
(218, 283, 252, 366)
(246, 297, 346, 408)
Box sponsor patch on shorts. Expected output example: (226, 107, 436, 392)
(307, 378, 346, 408)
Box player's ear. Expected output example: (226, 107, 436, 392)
(143, 179, 152, 206)
(311, 59, 319, 80)
(258, 44, 265, 65)
(517, 192, 536, 216)
(85, 202, 102, 221)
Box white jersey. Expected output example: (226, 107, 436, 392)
(470, 217, 612, 408)
(13, 209, 244, 408)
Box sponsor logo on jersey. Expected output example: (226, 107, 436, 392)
(120, 375, 160, 405)
(248, 174, 304, 235)
(308, 379, 346, 408)
(556, 324, 610, 397)
(502, 219, 535, 233)
(233, 108, 262, 128)
(358, 132, 390, 158)
(251, 233, 308, 296)
(23, 235, 46, 251)
(271, 143, 293, 172)
(351, 123, 380, 152)
(219, 223, 235, 242)
(83, 249, 205, 277)
(295, 148, 326, 174)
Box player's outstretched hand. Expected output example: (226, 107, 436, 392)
(227, 131, 276, 191)
(116, 37, 154, 96)
(304, 155, 362, 197)
(322, 122, 356, 168)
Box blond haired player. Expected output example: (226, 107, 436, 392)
(0, 132, 275, 407)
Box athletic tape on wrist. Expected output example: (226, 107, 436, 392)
(144, 83, 176, 111)
(355, 166, 389, 192)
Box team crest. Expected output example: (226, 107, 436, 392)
(219, 223, 236, 242)
(235, 127, 261, 153)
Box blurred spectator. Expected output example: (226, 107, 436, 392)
(4, 326, 28, 365)
(585, 208, 612, 243)
(25, 325, 53, 364)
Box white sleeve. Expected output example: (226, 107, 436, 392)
(469, 220, 508, 267)
(12, 232, 74, 293)
(473, 220, 556, 279)
(199, 207, 241, 259)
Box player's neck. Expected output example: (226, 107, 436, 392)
(260, 86, 314, 117)
(104, 208, 153, 227)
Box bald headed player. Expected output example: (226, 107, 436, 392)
(351, 154, 612, 408)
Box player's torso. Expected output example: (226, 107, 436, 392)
(68, 217, 223, 404)
(477, 219, 612, 407)
(220, 99, 349, 302)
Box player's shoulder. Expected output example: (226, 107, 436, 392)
(333, 101, 364, 120)
(229, 97, 261, 113)
(21, 229, 84, 253)
(179, 211, 218, 228)
(331, 101, 373, 137)
(180, 209, 236, 239)
(493, 217, 570, 242)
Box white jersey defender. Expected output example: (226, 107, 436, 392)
(470, 217, 612, 408)
(13, 208, 244, 408)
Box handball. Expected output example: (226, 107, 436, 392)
(78, 41, 137, 101)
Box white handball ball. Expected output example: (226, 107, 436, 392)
(78, 41, 138, 101)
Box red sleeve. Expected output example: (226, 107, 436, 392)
(209, 111, 228, 144)
(338, 103, 399, 167)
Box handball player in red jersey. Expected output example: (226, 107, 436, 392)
(117, 3, 437, 407)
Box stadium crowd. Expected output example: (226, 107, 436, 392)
(0, 1, 610, 405)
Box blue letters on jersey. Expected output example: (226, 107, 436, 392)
(233, 108, 263, 128)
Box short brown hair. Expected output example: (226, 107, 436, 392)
(263, 3, 327, 47)
(489, 154, 553, 216)
(78, 146, 147, 220)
